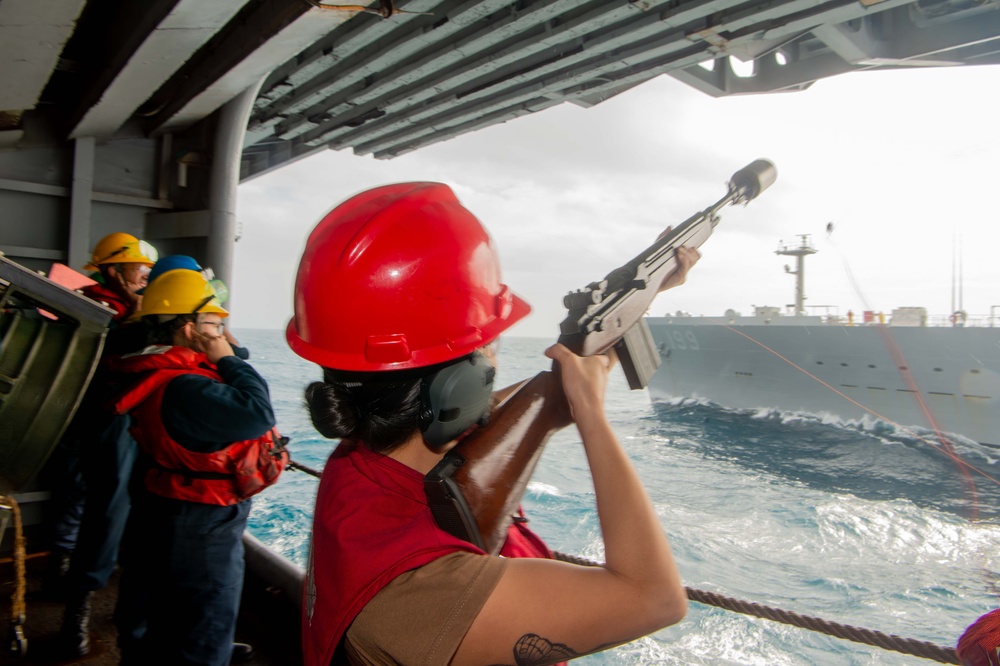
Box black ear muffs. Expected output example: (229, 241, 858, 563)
(419, 351, 496, 448)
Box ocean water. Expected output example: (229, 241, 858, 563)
(238, 329, 1000, 665)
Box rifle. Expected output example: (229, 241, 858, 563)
(425, 159, 777, 554)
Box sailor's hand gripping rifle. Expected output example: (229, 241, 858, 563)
(425, 159, 777, 554)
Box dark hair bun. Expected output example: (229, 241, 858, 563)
(304, 375, 423, 453)
(305, 381, 359, 439)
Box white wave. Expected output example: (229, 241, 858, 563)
(671, 611, 809, 665)
(653, 395, 900, 444)
(813, 496, 1000, 566)
(527, 480, 561, 497)
(651, 394, 715, 408)
(893, 425, 1000, 461)
(701, 401, 993, 456)
(749, 407, 779, 420)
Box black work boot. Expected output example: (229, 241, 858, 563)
(59, 590, 93, 658)
(38, 547, 72, 600)
(231, 642, 255, 664)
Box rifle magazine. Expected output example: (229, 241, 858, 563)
(616, 319, 661, 390)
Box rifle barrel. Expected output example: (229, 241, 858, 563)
(427, 159, 779, 552)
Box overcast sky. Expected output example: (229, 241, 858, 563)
(232, 64, 1000, 338)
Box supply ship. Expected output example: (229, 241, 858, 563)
(646, 235, 1000, 447)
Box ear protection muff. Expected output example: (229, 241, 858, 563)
(419, 351, 496, 448)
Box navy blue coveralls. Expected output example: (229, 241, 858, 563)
(62, 324, 149, 593)
(65, 330, 249, 597)
(45, 287, 141, 560)
(116, 354, 274, 666)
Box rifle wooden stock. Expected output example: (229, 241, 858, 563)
(426, 370, 572, 554)
(426, 159, 778, 553)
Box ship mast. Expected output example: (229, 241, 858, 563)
(776, 235, 817, 316)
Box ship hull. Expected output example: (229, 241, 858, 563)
(646, 316, 1000, 447)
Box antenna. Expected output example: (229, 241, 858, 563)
(951, 233, 956, 316)
(959, 234, 964, 313)
(776, 234, 817, 316)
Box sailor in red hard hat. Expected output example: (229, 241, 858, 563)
(289, 182, 697, 666)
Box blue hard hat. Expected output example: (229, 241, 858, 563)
(150, 255, 202, 283)
(137, 255, 202, 294)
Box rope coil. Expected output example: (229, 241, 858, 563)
(0, 495, 27, 656)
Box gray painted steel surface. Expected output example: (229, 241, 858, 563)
(0, 256, 113, 493)
(646, 314, 1000, 446)
(1, 0, 997, 178)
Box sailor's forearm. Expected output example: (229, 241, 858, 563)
(578, 412, 685, 612)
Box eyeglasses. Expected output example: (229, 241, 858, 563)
(197, 321, 225, 336)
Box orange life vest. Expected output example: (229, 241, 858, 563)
(113, 346, 287, 505)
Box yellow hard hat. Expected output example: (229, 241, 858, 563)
(136, 269, 229, 319)
(84, 232, 158, 270)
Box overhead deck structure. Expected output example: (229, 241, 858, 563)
(0, 0, 997, 289)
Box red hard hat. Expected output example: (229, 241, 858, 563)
(286, 182, 530, 372)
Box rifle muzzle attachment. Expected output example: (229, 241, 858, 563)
(728, 159, 777, 204)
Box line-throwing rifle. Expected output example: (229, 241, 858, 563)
(425, 159, 778, 554)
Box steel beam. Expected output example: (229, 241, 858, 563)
(70, 0, 251, 140)
(0, 0, 86, 112)
(206, 80, 265, 294)
(144, 0, 356, 134)
(69, 137, 95, 271)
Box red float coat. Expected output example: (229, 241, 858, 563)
(81, 281, 134, 323)
(303, 443, 553, 666)
(112, 346, 286, 505)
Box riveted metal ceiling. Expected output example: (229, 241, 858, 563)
(1, 0, 997, 179)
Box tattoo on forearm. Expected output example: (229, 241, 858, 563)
(511, 633, 578, 665)
(486, 635, 622, 665)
